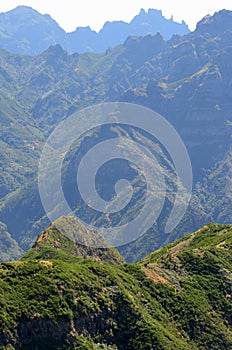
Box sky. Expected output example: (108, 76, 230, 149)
(0, 0, 232, 32)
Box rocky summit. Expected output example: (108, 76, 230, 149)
(22, 216, 124, 265)
(0, 222, 231, 349)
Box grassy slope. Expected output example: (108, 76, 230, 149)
(22, 216, 125, 265)
(0, 223, 231, 349)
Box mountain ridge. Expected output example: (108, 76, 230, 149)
(0, 6, 189, 55)
(0, 10, 232, 262)
(22, 216, 125, 265)
(0, 222, 232, 348)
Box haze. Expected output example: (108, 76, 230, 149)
(0, 0, 232, 32)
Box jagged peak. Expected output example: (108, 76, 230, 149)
(195, 9, 232, 37)
(39, 44, 69, 62)
(43, 43, 67, 54)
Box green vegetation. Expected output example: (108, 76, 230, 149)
(0, 10, 232, 348)
(0, 222, 231, 349)
(0, 221, 23, 261)
(22, 216, 125, 265)
(0, 9, 232, 263)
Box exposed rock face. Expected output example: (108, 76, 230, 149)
(0, 10, 232, 262)
(195, 10, 232, 37)
(120, 17, 232, 182)
(22, 216, 125, 265)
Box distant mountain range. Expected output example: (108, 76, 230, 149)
(1, 8, 232, 349)
(0, 6, 190, 55)
(0, 9, 232, 262)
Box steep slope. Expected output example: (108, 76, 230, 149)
(0, 224, 231, 349)
(0, 221, 23, 261)
(68, 9, 189, 53)
(195, 9, 232, 37)
(0, 6, 189, 55)
(0, 89, 43, 198)
(22, 216, 124, 265)
(0, 6, 67, 55)
(0, 10, 232, 262)
(194, 146, 232, 224)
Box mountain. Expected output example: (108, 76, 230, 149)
(0, 10, 232, 262)
(22, 216, 125, 265)
(0, 6, 190, 55)
(195, 9, 232, 37)
(0, 221, 23, 261)
(0, 223, 231, 349)
(68, 9, 189, 53)
(0, 6, 67, 55)
(0, 92, 43, 198)
(194, 146, 232, 225)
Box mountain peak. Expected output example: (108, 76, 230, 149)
(195, 9, 232, 37)
(22, 216, 124, 265)
(7, 5, 38, 14)
(0, 6, 189, 55)
(3, 5, 51, 20)
(43, 43, 67, 56)
(1, 222, 232, 348)
(0, 5, 67, 55)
